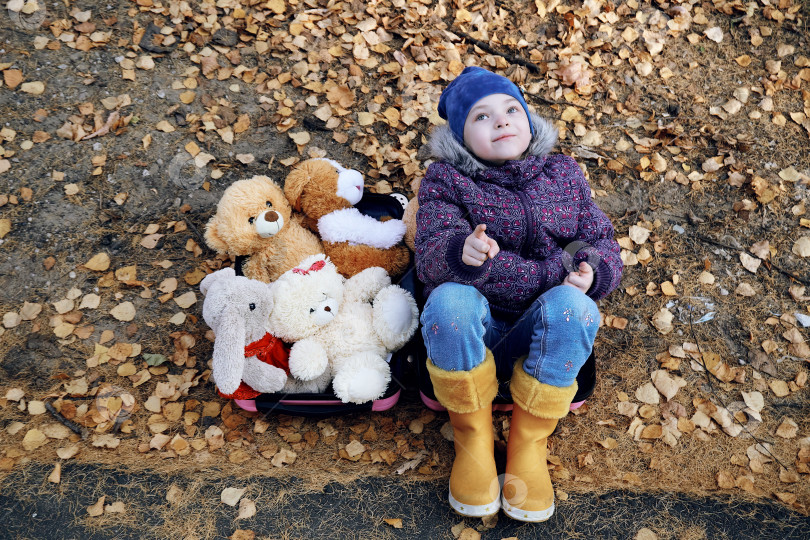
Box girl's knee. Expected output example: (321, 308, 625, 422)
(422, 283, 486, 324)
(539, 286, 600, 329)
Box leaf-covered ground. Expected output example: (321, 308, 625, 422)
(1, 0, 809, 538)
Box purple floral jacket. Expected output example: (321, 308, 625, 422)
(415, 114, 623, 320)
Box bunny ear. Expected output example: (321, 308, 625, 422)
(199, 267, 236, 296)
(211, 307, 247, 396)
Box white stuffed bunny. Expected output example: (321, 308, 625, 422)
(200, 268, 288, 399)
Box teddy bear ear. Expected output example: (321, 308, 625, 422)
(204, 217, 228, 253)
(283, 162, 313, 212)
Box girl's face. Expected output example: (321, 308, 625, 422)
(462, 93, 532, 164)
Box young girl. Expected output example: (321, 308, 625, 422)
(414, 67, 623, 522)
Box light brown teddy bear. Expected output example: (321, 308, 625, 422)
(284, 159, 411, 279)
(205, 175, 323, 283)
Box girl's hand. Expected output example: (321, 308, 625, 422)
(563, 261, 594, 293)
(462, 224, 500, 267)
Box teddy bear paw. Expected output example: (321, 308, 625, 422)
(288, 339, 329, 381)
(332, 360, 391, 404)
(372, 286, 419, 350)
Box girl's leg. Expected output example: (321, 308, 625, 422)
(521, 284, 600, 387)
(501, 285, 600, 522)
(420, 283, 500, 518)
(420, 282, 494, 371)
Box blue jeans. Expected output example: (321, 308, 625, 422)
(420, 283, 599, 387)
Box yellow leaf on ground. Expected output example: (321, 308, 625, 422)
(105, 501, 126, 514)
(140, 233, 164, 249)
(289, 131, 310, 145)
(87, 496, 106, 517)
(792, 237, 810, 258)
(56, 444, 80, 459)
(110, 302, 136, 321)
(236, 498, 256, 520)
(22, 429, 47, 451)
(20, 301, 42, 320)
(83, 253, 111, 271)
(357, 112, 375, 126)
(266, 0, 285, 14)
(20, 81, 46, 95)
(221, 487, 247, 507)
(174, 291, 197, 309)
(769, 379, 790, 397)
(155, 120, 175, 132)
(48, 462, 61, 484)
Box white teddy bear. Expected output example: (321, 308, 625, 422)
(269, 254, 419, 404)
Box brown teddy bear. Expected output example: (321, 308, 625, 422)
(205, 175, 323, 283)
(401, 177, 420, 252)
(284, 159, 411, 279)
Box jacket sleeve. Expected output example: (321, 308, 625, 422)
(414, 163, 491, 289)
(559, 155, 623, 300)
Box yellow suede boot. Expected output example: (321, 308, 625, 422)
(501, 360, 578, 522)
(427, 350, 499, 518)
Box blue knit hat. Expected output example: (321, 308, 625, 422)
(438, 66, 534, 144)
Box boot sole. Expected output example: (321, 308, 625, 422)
(501, 497, 555, 522)
(448, 490, 500, 518)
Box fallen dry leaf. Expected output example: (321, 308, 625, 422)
(87, 496, 106, 517)
(105, 501, 126, 514)
(20, 81, 46, 95)
(776, 417, 798, 439)
(83, 253, 111, 271)
(221, 487, 247, 507)
(651, 308, 674, 334)
(22, 429, 47, 451)
(56, 445, 80, 460)
(236, 498, 256, 520)
(173, 291, 197, 309)
(792, 237, 810, 258)
(110, 302, 136, 322)
(5, 388, 24, 401)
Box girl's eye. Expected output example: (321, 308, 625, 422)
(248, 217, 255, 224)
(476, 113, 488, 121)
(507, 106, 518, 113)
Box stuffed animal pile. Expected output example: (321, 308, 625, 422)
(201, 159, 418, 404)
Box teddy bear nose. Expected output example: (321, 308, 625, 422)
(324, 306, 331, 312)
(262, 211, 280, 223)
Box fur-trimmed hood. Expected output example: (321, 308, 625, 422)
(426, 112, 558, 178)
